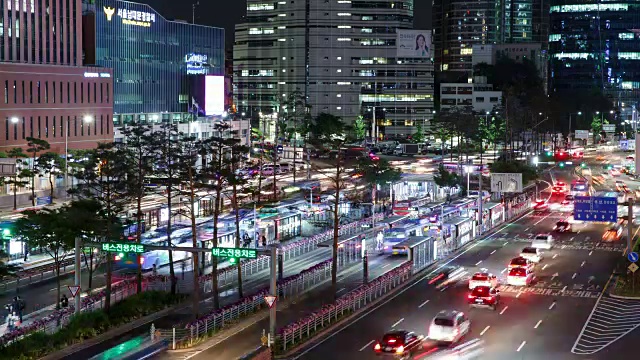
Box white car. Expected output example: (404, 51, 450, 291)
(468, 272, 499, 290)
(531, 234, 554, 250)
(520, 247, 543, 263)
(428, 310, 471, 344)
(507, 267, 534, 286)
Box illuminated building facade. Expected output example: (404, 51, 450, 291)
(549, 1, 640, 109)
(83, 0, 225, 116)
(234, 0, 435, 139)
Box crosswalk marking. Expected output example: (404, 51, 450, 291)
(572, 296, 640, 354)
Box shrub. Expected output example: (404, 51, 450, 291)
(0, 291, 186, 360)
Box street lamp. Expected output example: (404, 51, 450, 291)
(464, 165, 472, 196)
(10, 117, 18, 124)
(568, 111, 582, 145)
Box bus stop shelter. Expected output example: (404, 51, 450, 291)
(390, 236, 435, 274)
(317, 224, 387, 266)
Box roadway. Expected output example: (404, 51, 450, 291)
(293, 162, 632, 359)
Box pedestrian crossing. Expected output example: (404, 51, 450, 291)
(571, 296, 640, 355)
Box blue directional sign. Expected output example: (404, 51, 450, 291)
(573, 196, 618, 222)
(276, 145, 284, 154)
(629, 252, 639, 263)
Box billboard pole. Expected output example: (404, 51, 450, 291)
(628, 197, 634, 255)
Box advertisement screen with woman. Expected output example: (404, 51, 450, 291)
(397, 30, 432, 58)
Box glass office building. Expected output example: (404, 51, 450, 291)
(549, 1, 640, 107)
(83, 0, 224, 114)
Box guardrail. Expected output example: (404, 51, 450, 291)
(0, 255, 84, 294)
(276, 261, 413, 352)
(161, 259, 336, 349)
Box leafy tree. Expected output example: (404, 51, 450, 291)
(120, 123, 154, 293)
(434, 165, 461, 199)
(25, 137, 50, 206)
(479, 112, 506, 159)
(412, 124, 425, 144)
(175, 134, 209, 317)
(252, 128, 266, 203)
(148, 124, 182, 294)
(15, 207, 74, 310)
(489, 160, 539, 185)
(0, 250, 20, 281)
(591, 115, 604, 143)
(36, 152, 65, 200)
(355, 157, 402, 208)
(5, 148, 29, 210)
(309, 113, 351, 293)
(353, 116, 367, 141)
(280, 90, 311, 184)
(70, 142, 129, 312)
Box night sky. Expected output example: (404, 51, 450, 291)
(134, 0, 431, 48)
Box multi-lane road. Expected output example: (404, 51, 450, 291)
(294, 163, 636, 359)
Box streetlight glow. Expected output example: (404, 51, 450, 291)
(577, 111, 582, 115)
(83, 115, 94, 123)
(10, 117, 19, 123)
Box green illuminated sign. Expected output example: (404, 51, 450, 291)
(101, 243, 145, 254)
(212, 247, 258, 259)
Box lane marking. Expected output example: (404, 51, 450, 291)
(391, 318, 404, 328)
(581, 261, 586, 267)
(553, 254, 558, 259)
(480, 326, 490, 336)
(517, 341, 526, 352)
(501, 268, 507, 274)
(337, 287, 346, 293)
(562, 285, 567, 292)
(589, 251, 593, 256)
(524, 228, 531, 232)
(382, 264, 390, 269)
(288, 213, 537, 359)
(542, 264, 548, 270)
(475, 260, 483, 266)
(418, 300, 430, 308)
(490, 250, 497, 255)
(516, 291, 522, 298)
(534, 320, 542, 329)
(500, 306, 509, 315)
(572, 273, 578, 279)
(570, 237, 575, 241)
(534, 213, 551, 226)
(359, 340, 375, 352)
(549, 302, 556, 310)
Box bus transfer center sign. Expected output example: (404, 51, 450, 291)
(573, 196, 618, 222)
(212, 247, 258, 259)
(104, 6, 156, 28)
(101, 242, 145, 254)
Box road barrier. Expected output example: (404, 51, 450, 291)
(0, 255, 84, 295)
(276, 262, 413, 352)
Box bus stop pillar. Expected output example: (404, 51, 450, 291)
(269, 246, 277, 345)
(362, 238, 368, 284)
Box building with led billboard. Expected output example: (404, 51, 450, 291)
(549, 1, 640, 112)
(82, 0, 225, 120)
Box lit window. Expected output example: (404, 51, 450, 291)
(337, 82, 351, 85)
(278, 26, 286, 29)
(337, 107, 342, 110)
(337, 0, 351, 3)
(278, 81, 286, 84)
(282, 57, 286, 60)
(337, 69, 342, 73)
(337, 94, 342, 97)
(337, 56, 342, 60)
(338, 26, 351, 29)
(278, 13, 287, 17)
(460, 48, 473, 55)
(549, 34, 561, 42)
(248, 3, 275, 11)
(282, 69, 287, 72)
(278, 38, 286, 42)
(619, 33, 635, 40)
(337, 13, 351, 16)
(337, 38, 351, 41)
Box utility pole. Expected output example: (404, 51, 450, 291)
(192, 2, 199, 24)
(269, 246, 277, 346)
(628, 197, 634, 255)
(74, 237, 81, 314)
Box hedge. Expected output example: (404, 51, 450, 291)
(0, 291, 186, 360)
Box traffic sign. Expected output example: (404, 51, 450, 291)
(629, 263, 639, 273)
(574, 130, 589, 140)
(629, 252, 639, 263)
(264, 295, 277, 308)
(68, 285, 81, 298)
(490, 173, 523, 193)
(573, 196, 618, 222)
(603, 124, 615, 132)
(212, 247, 258, 259)
(276, 145, 284, 154)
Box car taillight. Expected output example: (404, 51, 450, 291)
(396, 345, 405, 354)
(468, 294, 474, 299)
(387, 339, 396, 343)
(374, 343, 381, 351)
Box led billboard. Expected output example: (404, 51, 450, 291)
(205, 76, 225, 116)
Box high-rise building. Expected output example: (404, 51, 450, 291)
(433, 0, 549, 79)
(549, 1, 640, 112)
(234, 0, 435, 139)
(83, 0, 225, 124)
(0, 0, 113, 154)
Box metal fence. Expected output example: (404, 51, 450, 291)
(276, 262, 413, 352)
(162, 259, 336, 349)
(0, 256, 83, 295)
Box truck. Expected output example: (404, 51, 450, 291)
(392, 143, 420, 157)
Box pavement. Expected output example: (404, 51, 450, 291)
(288, 158, 637, 360)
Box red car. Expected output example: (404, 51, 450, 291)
(468, 286, 501, 310)
(534, 201, 548, 212)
